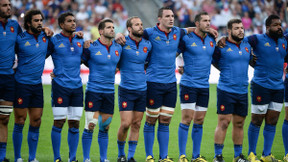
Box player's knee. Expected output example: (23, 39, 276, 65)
(68, 120, 80, 129)
(220, 120, 230, 130)
(0, 115, 10, 125)
(84, 111, 98, 130)
(99, 115, 112, 131)
(15, 116, 26, 125)
(194, 117, 205, 125)
(233, 120, 244, 129)
(31, 118, 41, 127)
(120, 121, 131, 131)
(159, 115, 171, 124)
(251, 115, 264, 126)
(182, 114, 193, 125)
(131, 120, 141, 131)
(54, 119, 66, 128)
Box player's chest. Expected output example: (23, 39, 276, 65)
(222, 45, 250, 61)
(90, 48, 120, 64)
(185, 39, 215, 56)
(55, 41, 83, 57)
(0, 25, 17, 42)
(122, 44, 148, 61)
(257, 39, 287, 58)
(19, 36, 48, 55)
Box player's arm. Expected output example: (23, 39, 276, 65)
(176, 33, 186, 74)
(81, 48, 91, 67)
(249, 49, 257, 68)
(74, 31, 84, 38)
(42, 27, 54, 37)
(46, 37, 54, 58)
(212, 47, 221, 70)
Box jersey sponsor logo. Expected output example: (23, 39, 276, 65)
(88, 101, 93, 108)
(245, 47, 249, 53)
(95, 51, 102, 55)
(10, 26, 14, 33)
(184, 94, 189, 101)
(57, 97, 63, 104)
(125, 45, 131, 50)
(220, 105, 225, 111)
(77, 42, 81, 47)
(155, 36, 161, 41)
(122, 101, 127, 108)
(42, 37, 46, 43)
(210, 41, 213, 47)
(17, 98, 23, 105)
(256, 96, 261, 102)
(149, 99, 154, 106)
(264, 42, 271, 47)
(173, 34, 177, 40)
(283, 43, 286, 50)
(143, 47, 148, 53)
(58, 43, 65, 47)
(226, 48, 233, 52)
(115, 50, 119, 56)
(191, 42, 197, 47)
(24, 41, 31, 46)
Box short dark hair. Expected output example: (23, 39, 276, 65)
(98, 18, 113, 30)
(158, 7, 173, 18)
(227, 19, 242, 30)
(58, 12, 74, 29)
(24, 9, 44, 30)
(126, 16, 140, 29)
(265, 14, 280, 27)
(194, 12, 208, 23)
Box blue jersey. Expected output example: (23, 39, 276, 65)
(0, 20, 22, 74)
(178, 32, 216, 88)
(213, 40, 252, 94)
(247, 34, 288, 90)
(284, 33, 288, 78)
(82, 39, 122, 93)
(15, 31, 50, 85)
(50, 33, 84, 89)
(144, 24, 186, 83)
(119, 36, 152, 91)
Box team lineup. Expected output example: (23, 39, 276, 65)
(0, 0, 288, 162)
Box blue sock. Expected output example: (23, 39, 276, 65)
(192, 123, 203, 159)
(214, 144, 224, 157)
(82, 129, 93, 161)
(248, 122, 260, 155)
(283, 120, 288, 155)
(0, 142, 7, 161)
(13, 124, 24, 161)
(68, 127, 79, 161)
(98, 130, 108, 161)
(178, 123, 189, 156)
(117, 140, 126, 157)
(263, 124, 276, 156)
(27, 125, 40, 161)
(157, 123, 169, 159)
(144, 122, 155, 157)
(51, 126, 62, 161)
(128, 141, 137, 160)
(234, 144, 242, 157)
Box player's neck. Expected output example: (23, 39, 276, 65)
(99, 36, 112, 46)
(158, 23, 171, 33)
(61, 30, 74, 38)
(228, 36, 241, 45)
(0, 17, 8, 24)
(129, 34, 141, 42)
(27, 29, 40, 37)
(195, 28, 206, 38)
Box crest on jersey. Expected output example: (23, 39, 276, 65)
(264, 42, 271, 47)
(155, 36, 161, 41)
(58, 43, 65, 48)
(184, 94, 189, 101)
(226, 48, 233, 52)
(77, 42, 81, 47)
(173, 34, 177, 40)
(191, 42, 197, 47)
(245, 47, 249, 53)
(149, 99, 154, 106)
(122, 102, 127, 108)
(24, 41, 31, 46)
(210, 41, 213, 47)
(42, 37, 46, 43)
(256, 96, 261, 102)
(143, 47, 148, 53)
(283, 43, 286, 50)
(10, 26, 14, 33)
(88, 101, 93, 108)
(125, 45, 131, 50)
(115, 50, 119, 56)
(57, 97, 63, 104)
(220, 105, 225, 111)
(17, 98, 23, 105)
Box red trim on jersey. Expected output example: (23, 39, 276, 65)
(0, 21, 7, 30)
(98, 38, 112, 52)
(61, 32, 74, 43)
(26, 31, 39, 41)
(227, 38, 240, 48)
(157, 23, 170, 37)
(193, 31, 207, 43)
(129, 35, 142, 49)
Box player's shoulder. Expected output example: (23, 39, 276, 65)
(8, 19, 19, 26)
(113, 40, 122, 48)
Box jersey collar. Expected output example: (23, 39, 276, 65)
(128, 35, 142, 48)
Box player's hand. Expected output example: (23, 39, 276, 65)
(50, 72, 55, 79)
(217, 36, 227, 48)
(209, 28, 218, 39)
(115, 68, 119, 74)
(84, 40, 93, 48)
(43, 27, 54, 37)
(178, 66, 184, 75)
(88, 123, 95, 130)
(74, 31, 84, 38)
(115, 33, 126, 45)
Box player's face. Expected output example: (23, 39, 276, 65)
(158, 9, 174, 29)
(198, 15, 210, 33)
(102, 22, 115, 39)
(0, 0, 12, 19)
(62, 15, 76, 33)
(130, 18, 143, 37)
(267, 19, 283, 38)
(29, 14, 43, 34)
(230, 23, 244, 42)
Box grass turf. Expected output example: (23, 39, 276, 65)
(6, 84, 285, 162)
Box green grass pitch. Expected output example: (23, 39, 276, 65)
(5, 84, 286, 162)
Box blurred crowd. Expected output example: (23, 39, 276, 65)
(9, 0, 288, 40)
(163, 0, 288, 36)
